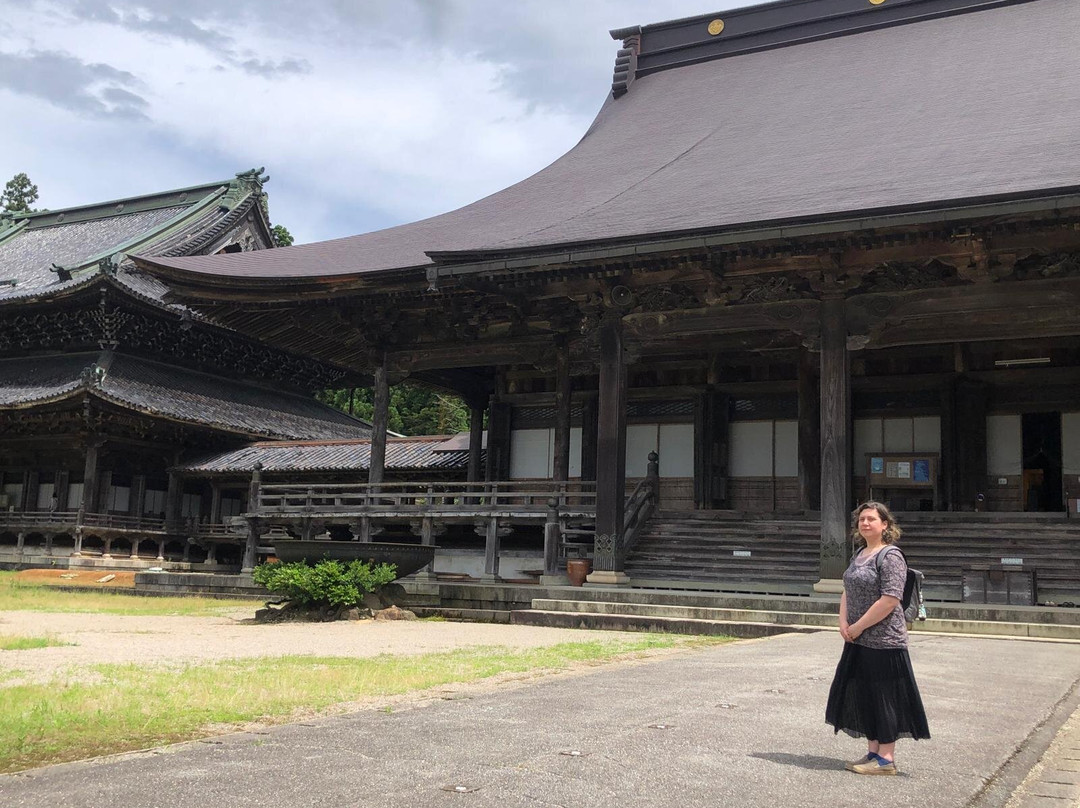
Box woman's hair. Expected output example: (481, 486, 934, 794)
(849, 501, 902, 547)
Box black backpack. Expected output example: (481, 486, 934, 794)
(876, 546, 926, 623)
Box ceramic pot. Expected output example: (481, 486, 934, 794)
(566, 558, 591, 587)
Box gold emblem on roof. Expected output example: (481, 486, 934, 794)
(869, 0, 887, 5)
(707, 19, 725, 35)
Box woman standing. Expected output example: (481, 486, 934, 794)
(825, 501, 930, 775)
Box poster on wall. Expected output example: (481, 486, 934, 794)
(913, 459, 930, 483)
(896, 461, 911, 479)
(871, 457, 884, 474)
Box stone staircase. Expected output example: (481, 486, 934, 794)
(623, 511, 820, 594)
(509, 587, 1080, 641)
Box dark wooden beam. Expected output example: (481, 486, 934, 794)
(368, 359, 390, 486)
(590, 315, 628, 584)
(552, 339, 572, 482)
(798, 347, 821, 511)
(818, 296, 850, 586)
(467, 406, 484, 483)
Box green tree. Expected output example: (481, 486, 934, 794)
(1, 172, 39, 213)
(272, 224, 294, 247)
(319, 381, 470, 436)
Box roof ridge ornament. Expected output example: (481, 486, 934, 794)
(222, 167, 269, 210)
(609, 27, 641, 98)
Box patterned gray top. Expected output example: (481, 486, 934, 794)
(843, 546, 908, 649)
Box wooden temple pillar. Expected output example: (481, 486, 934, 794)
(131, 477, 149, 520)
(73, 439, 102, 556)
(580, 394, 599, 482)
(22, 471, 39, 512)
(467, 402, 484, 483)
(242, 467, 263, 573)
(485, 397, 512, 482)
(695, 388, 729, 510)
(369, 358, 390, 486)
(816, 296, 851, 591)
(946, 376, 988, 511)
(165, 471, 183, 532)
(209, 483, 223, 524)
(798, 347, 821, 511)
(552, 338, 572, 483)
(55, 470, 70, 511)
(587, 314, 629, 586)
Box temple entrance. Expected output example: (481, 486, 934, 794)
(1022, 412, 1063, 512)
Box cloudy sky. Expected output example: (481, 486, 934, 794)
(1, 0, 747, 244)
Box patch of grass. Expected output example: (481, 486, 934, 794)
(0, 635, 73, 651)
(0, 572, 252, 617)
(0, 635, 729, 774)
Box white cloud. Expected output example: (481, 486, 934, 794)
(1, 0, 745, 242)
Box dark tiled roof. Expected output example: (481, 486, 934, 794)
(0, 207, 189, 301)
(138, 0, 1080, 283)
(0, 352, 373, 440)
(0, 176, 265, 305)
(179, 435, 476, 474)
(0, 354, 91, 406)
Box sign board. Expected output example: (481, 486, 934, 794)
(866, 453, 938, 489)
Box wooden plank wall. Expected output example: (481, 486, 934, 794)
(727, 477, 800, 512)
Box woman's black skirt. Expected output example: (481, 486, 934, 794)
(825, 643, 930, 744)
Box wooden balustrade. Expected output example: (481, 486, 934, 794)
(255, 480, 598, 515)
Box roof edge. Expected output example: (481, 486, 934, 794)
(611, 0, 1042, 87)
(428, 186, 1080, 276)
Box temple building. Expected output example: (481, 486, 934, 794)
(0, 171, 375, 569)
(137, 0, 1080, 601)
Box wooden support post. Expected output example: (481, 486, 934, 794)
(209, 483, 222, 525)
(130, 538, 140, 559)
(205, 543, 217, 565)
(542, 497, 565, 583)
(357, 516, 372, 543)
(369, 358, 390, 486)
(798, 347, 821, 511)
(467, 405, 484, 483)
(588, 315, 629, 586)
(23, 471, 39, 512)
(694, 389, 729, 509)
(102, 537, 113, 559)
(553, 339, 572, 482)
(485, 399, 512, 481)
(78, 441, 100, 523)
(952, 377, 988, 511)
(15, 532, 25, 555)
(165, 471, 183, 532)
(482, 516, 501, 580)
(580, 393, 599, 482)
(55, 470, 70, 511)
(156, 538, 166, 561)
(44, 533, 54, 556)
(817, 296, 851, 591)
(242, 519, 262, 573)
(131, 474, 146, 518)
(413, 515, 437, 580)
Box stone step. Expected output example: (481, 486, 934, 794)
(509, 609, 822, 639)
(532, 598, 837, 627)
(525, 598, 1080, 640)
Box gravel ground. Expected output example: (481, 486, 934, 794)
(0, 609, 649, 681)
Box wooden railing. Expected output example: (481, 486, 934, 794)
(81, 513, 167, 532)
(621, 479, 657, 555)
(256, 480, 597, 515)
(0, 510, 166, 533)
(0, 510, 79, 528)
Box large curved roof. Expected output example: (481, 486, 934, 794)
(138, 0, 1080, 284)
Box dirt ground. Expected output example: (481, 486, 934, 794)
(0, 607, 647, 683)
(14, 569, 138, 588)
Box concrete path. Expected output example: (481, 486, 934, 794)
(2, 632, 1079, 808)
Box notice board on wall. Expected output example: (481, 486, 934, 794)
(866, 453, 938, 489)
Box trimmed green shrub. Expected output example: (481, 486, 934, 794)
(252, 559, 398, 608)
